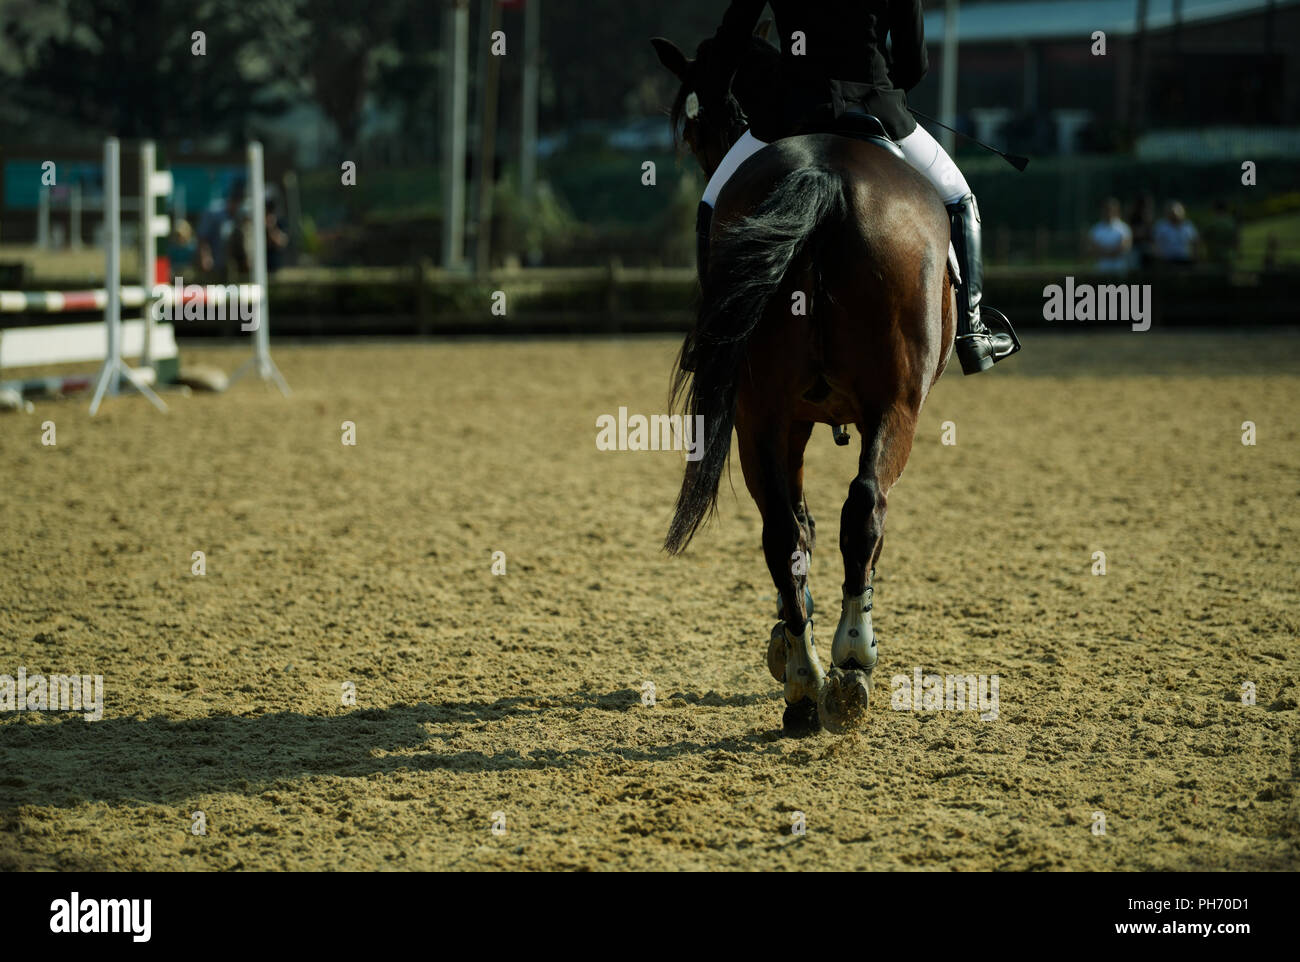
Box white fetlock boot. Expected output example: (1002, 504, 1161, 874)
(767, 620, 825, 734)
(819, 587, 878, 734)
(830, 586, 877, 672)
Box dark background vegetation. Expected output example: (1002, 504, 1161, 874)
(2, 0, 1297, 274)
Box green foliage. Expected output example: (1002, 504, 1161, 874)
(291, 0, 416, 150)
(657, 165, 705, 265)
(540, 148, 684, 225)
(1234, 191, 1300, 221)
(490, 178, 584, 260)
(0, 0, 295, 145)
(1237, 212, 1300, 270)
(297, 214, 322, 257)
(538, 3, 720, 129)
(298, 166, 443, 229)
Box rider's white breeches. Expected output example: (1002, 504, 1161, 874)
(701, 123, 971, 209)
(701, 130, 768, 207)
(895, 123, 970, 205)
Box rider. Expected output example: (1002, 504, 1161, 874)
(696, 0, 1020, 375)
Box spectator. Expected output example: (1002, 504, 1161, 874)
(264, 188, 290, 274)
(197, 178, 246, 279)
(1087, 197, 1132, 273)
(1127, 193, 1156, 270)
(227, 208, 252, 276)
(167, 219, 196, 271)
(1153, 201, 1201, 265)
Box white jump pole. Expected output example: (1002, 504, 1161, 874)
(139, 140, 172, 372)
(229, 141, 289, 395)
(141, 141, 156, 371)
(89, 137, 166, 416)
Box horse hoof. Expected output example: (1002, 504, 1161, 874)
(782, 697, 821, 736)
(766, 622, 787, 682)
(817, 666, 873, 734)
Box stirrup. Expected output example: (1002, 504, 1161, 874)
(956, 307, 1021, 375)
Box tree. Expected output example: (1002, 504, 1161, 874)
(288, 0, 411, 155)
(0, 0, 296, 147)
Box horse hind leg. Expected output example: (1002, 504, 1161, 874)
(819, 406, 914, 734)
(776, 420, 816, 625)
(784, 498, 816, 620)
(738, 421, 825, 735)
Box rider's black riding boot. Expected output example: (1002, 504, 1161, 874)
(682, 202, 713, 373)
(947, 193, 1021, 375)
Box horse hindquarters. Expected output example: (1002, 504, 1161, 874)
(823, 167, 952, 602)
(664, 163, 848, 558)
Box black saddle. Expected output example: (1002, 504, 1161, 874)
(801, 109, 905, 160)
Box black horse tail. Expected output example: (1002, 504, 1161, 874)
(665, 166, 847, 555)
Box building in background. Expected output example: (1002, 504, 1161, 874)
(911, 0, 1300, 157)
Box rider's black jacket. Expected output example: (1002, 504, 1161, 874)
(710, 0, 927, 141)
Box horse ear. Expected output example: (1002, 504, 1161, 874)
(651, 37, 690, 81)
(755, 19, 774, 43)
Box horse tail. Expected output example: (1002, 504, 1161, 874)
(665, 166, 847, 555)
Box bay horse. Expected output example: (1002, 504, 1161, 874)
(653, 34, 956, 735)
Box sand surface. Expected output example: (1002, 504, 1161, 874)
(1, 331, 1297, 870)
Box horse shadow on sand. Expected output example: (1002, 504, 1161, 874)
(0, 687, 787, 812)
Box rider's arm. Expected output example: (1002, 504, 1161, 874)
(888, 0, 929, 92)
